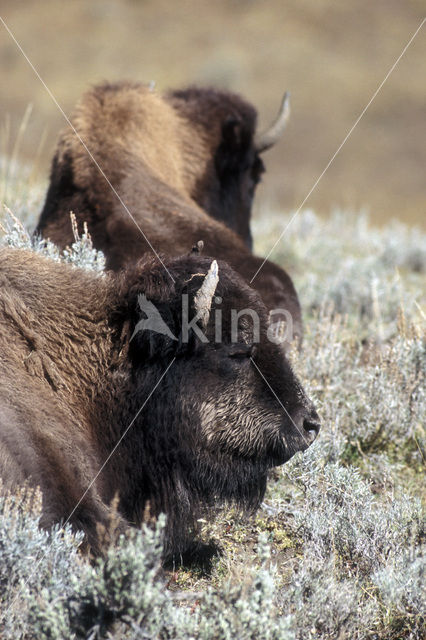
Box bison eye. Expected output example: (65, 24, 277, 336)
(228, 343, 255, 359)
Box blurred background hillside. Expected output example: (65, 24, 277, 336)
(1, 0, 425, 228)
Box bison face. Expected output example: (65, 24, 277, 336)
(175, 279, 319, 471)
(193, 341, 319, 468)
(123, 254, 319, 510)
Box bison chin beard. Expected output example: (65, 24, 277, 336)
(265, 433, 310, 467)
(157, 453, 268, 568)
(192, 453, 268, 508)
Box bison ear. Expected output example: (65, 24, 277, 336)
(215, 117, 252, 179)
(221, 117, 244, 149)
(128, 295, 179, 363)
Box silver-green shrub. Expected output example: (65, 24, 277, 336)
(0, 209, 105, 273)
(0, 187, 424, 639)
(373, 547, 425, 637)
(1, 497, 295, 640)
(0, 486, 83, 639)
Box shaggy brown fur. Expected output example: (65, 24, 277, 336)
(36, 82, 302, 343)
(0, 247, 318, 558)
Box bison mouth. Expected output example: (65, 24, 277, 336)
(265, 420, 318, 467)
(202, 417, 317, 470)
(187, 424, 317, 511)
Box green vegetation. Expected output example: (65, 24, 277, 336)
(0, 187, 425, 637)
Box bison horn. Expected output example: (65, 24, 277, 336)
(254, 91, 290, 153)
(194, 260, 219, 328)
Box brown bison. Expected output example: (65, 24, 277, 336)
(0, 247, 319, 558)
(36, 82, 301, 344)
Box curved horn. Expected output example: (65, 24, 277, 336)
(194, 260, 219, 328)
(254, 91, 290, 153)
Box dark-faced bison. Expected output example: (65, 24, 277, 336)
(36, 82, 301, 344)
(0, 247, 319, 557)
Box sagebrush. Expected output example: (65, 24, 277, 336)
(0, 195, 424, 638)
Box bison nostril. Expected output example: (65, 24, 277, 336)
(303, 417, 320, 442)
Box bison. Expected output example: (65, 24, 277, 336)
(0, 246, 319, 559)
(36, 82, 301, 344)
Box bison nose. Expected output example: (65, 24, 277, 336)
(303, 409, 321, 444)
(290, 406, 320, 446)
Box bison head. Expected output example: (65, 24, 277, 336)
(167, 88, 290, 248)
(114, 252, 318, 557)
